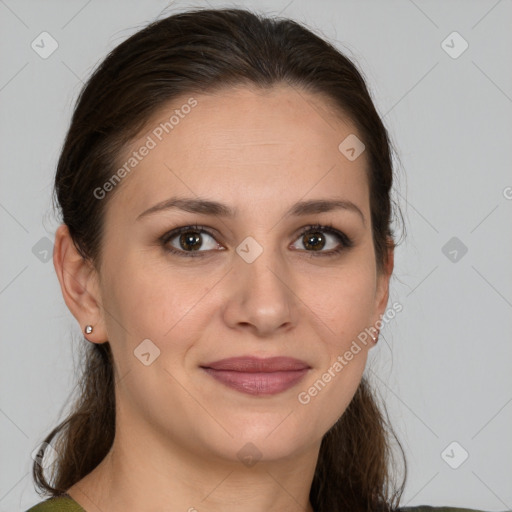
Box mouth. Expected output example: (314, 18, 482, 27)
(200, 356, 311, 396)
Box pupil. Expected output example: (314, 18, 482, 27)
(304, 231, 324, 251)
(180, 231, 201, 251)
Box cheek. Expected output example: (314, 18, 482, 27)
(297, 324, 369, 438)
(100, 252, 210, 358)
(308, 265, 377, 348)
(298, 271, 375, 430)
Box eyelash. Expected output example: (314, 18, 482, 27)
(159, 223, 353, 259)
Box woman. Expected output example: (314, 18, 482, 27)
(26, 7, 494, 512)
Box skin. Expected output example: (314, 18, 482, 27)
(54, 84, 394, 512)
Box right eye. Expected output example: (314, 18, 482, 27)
(160, 224, 224, 258)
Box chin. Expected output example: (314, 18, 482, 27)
(202, 414, 320, 465)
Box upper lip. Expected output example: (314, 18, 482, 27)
(201, 356, 310, 372)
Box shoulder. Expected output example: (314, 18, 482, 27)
(399, 506, 507, 512)
(25, 496, 86, 512)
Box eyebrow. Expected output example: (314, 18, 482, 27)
(136, 197, 365, 225)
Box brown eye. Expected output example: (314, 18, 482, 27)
(301, 230, 326, 251)
(178, 231, 203, 251)
(161, 225, 221, 257)
(291, 224, 353, 257)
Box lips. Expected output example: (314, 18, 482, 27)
(202, 356, 310, 372)
(200, 356, 310, 396)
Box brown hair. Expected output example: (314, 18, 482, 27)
(33, 7, 407, 511)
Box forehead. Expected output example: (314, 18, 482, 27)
(108, 85, 369, 217)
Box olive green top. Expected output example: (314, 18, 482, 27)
(25, 495, 503, 512)
(25, 496, 84, 512)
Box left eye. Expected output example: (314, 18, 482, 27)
(291, 226, 346, 253)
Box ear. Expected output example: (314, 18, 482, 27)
(372, 239, 395, 331)
(53, 224, 108, 344)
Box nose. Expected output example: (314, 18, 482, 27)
(221, 242, 299, 338)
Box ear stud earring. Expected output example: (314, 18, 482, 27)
(84, 325, 93, 335)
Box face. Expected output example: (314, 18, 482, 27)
(71, 84, 392, 466)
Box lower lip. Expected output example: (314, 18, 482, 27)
(201, 368, 309, 396)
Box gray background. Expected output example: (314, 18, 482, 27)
(1, 0, 511, 510)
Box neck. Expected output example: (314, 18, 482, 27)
(66, 426, 319, 512)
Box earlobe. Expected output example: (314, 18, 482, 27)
(53, 224, 108, 343)
(373, 242, 395, 329)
